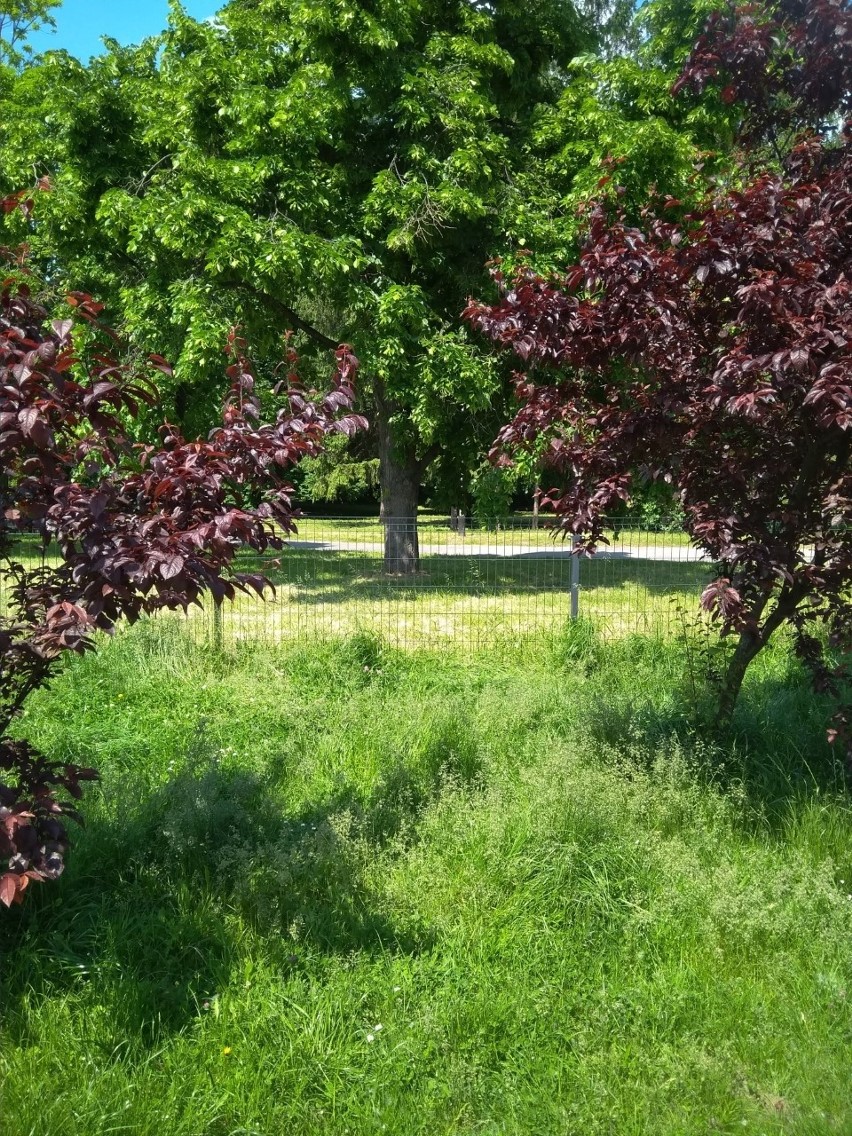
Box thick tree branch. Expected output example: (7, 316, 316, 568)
(220, 279, 339, 350)
(416, 442, 441, 475)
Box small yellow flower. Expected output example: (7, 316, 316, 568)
(222, 1046, 232, 1056)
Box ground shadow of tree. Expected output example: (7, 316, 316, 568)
(0, 735, 476, 1049)
(232, 546, 711, 602)
(582, 644, 848, 828)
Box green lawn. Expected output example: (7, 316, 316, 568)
(182, 547, 713, 649)
(3, 535, 711, 646)
(1, 623, 850, 1135)
(294, 512, 695, 550)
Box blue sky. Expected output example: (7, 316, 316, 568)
(30, 0, 216, 62)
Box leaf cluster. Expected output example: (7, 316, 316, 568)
(466, 0, 852, 746)
(673, 0, 852, 152)
(0, 218, 365, 903)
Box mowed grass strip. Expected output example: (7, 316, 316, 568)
(0, 532, 709, 647)
(180, 549, 712, 648)
(1, 623, 850, 1135)
(291, 513, 695, 550)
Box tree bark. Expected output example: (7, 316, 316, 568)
(717, 628, 765, 726)
(376, 396, 420, 575)
(716, 585, 804, 725)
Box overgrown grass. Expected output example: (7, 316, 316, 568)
(1, 623, 850, 1135)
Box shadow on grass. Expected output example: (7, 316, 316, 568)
(232, 548, 712, 606)
(0, 735, 471, 1047)
(577, 632, 848, 823)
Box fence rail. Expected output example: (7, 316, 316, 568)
(1, 516, 713, 651)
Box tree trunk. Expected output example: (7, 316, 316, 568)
(717, 628, 765, 725)
(716, 584, 805, 726)
(376, 401, 420, 575)
(532, 480, 540, 531)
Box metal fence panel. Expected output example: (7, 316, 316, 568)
(1, 516, 714, 651)
(192, 515, 712, 649)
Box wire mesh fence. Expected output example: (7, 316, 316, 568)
(1, 516, 715, 651)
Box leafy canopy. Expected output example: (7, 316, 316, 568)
(0, 0, 640, 525)
(0, 0, 57, 68)
(466, 0, 852, 740)
(0, 205, 363, 905)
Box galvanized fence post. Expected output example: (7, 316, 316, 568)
(570, 534, 581, 620)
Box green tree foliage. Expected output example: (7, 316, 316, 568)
(0, 0, 593, 569)
(297, 434, 380, 505)
(0, 0, 57, 68)
(501, 0, 736, 275)
(0, 0, 730, 568)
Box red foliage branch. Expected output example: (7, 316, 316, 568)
(465, 127, 852, 740)
(0, 245, 365, 906)
(672, 0, 852, 142)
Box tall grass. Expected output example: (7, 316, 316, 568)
(1, 622, 850, 1135)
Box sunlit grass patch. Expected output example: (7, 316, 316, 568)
(2, 528, 706, 647)
(290, 511, 695, 549)
(170, 548, 713, 649)
(1, 625, 850, 1135)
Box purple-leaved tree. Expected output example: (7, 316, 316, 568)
(465, 0, 852, 748)
(0, 205, 365, 905)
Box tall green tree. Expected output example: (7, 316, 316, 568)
(1, 0, 731, 567)
(0, 0, 57, 68)
(1, 0, 596, 569)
